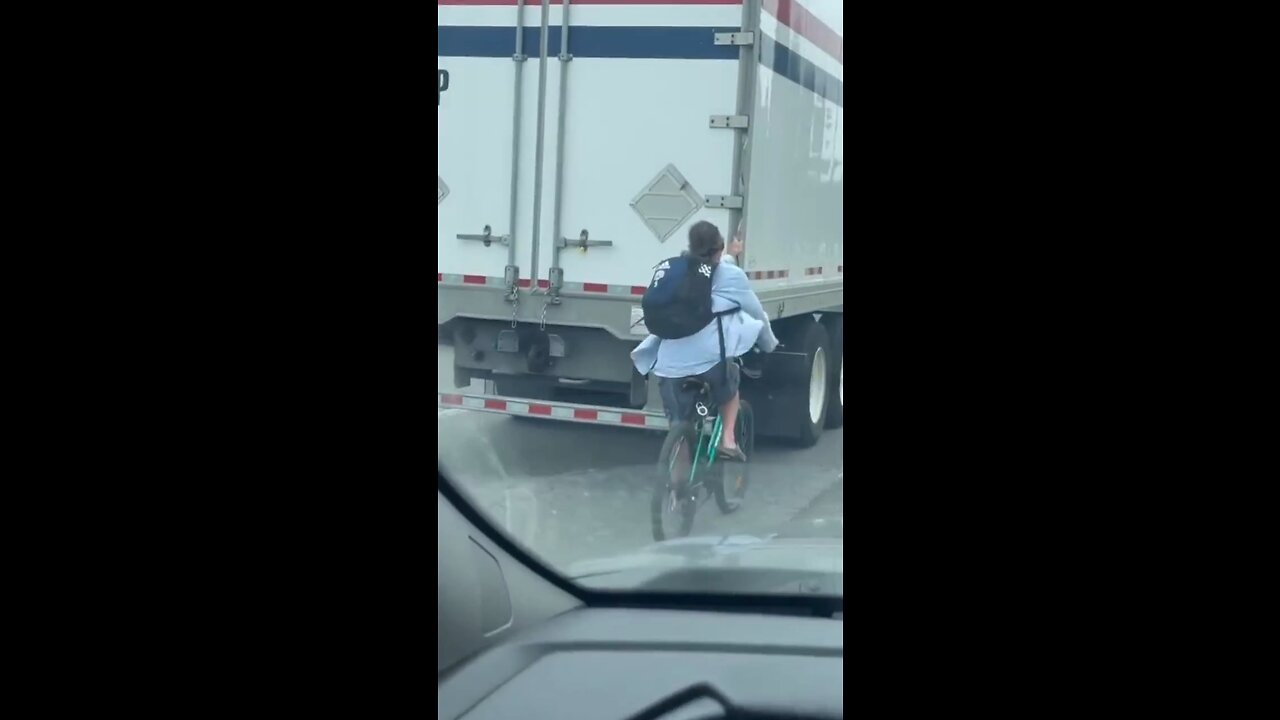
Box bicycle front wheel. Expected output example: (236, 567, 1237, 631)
(652, 422, 698, 541)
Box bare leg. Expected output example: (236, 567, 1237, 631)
(720, 391, 740, 450)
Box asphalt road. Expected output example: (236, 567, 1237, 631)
(438, 346, 844, 572)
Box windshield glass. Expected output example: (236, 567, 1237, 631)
(438, 0, 843, 597)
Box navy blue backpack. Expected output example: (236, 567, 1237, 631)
(641, 255, 715, 339)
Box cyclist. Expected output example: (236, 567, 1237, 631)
(632, 221, 778, 461)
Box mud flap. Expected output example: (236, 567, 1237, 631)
(630, 369, 648, 407)
(741, 350, 810, 438)
(757, 351, 810, 387)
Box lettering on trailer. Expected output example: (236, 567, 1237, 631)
(438, 69, 450, 106)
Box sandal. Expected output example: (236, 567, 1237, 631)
(717, 445, 747, 463)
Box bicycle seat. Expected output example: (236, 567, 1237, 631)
(680, 378, 712, 394)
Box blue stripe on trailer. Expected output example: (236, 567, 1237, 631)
(438, 26, 843, 107)
(438, 25, 739, 60)
(759, 33, 843, 108)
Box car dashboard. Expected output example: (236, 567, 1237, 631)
(438, 606, 843, 720)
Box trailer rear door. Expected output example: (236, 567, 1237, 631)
(542, 2, 743, 295)
(439, 1, 745, 303)
(438, 1, 543, 289)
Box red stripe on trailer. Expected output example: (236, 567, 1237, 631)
(838, 265, 843, 273)
(439, 1, 743, 5)
(437, 273, 443, 282)
(762, 0, 843, 65)
(438, 393, 668, 430)
(449, 276, 651, 294)
(805, 266, 822, 276)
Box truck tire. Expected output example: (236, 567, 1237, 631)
(778, 319, 830, 447)
(821, 314, 844, 429)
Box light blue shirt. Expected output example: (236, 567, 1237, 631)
(631, 261, 779, 378)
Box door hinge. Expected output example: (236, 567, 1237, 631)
(704, 195, 744, 209)
(709, 115, 749, 129)
(714, 31, 755, 46)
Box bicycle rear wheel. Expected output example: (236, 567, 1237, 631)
(714, 399, 754, 514)
(652, 422, 698, 541)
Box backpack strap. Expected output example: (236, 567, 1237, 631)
(717, 315, 727, 384)
(714, 305, 741, 386)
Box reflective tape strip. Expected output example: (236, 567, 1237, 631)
(439, 275, 647, 295)
(804, 266, 823, 276)
(560, 281, 649, 296)
(437, 273, 503, 288)
(438, 393, 669, 430)
(748, 269, 791, 280)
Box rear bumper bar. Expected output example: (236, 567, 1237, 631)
(438, 392, 669, 432)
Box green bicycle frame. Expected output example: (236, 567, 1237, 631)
(687, 414, 724, 488)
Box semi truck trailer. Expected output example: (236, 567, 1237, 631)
(438, 0, 843, 446)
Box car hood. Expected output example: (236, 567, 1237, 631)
(568, 516, 843, 595)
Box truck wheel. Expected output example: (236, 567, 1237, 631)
(822, 315, 844, 429)
(779, 319, 830, 447)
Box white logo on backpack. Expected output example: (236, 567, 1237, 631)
(698, 264, 712, 278)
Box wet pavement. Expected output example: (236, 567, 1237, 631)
(438, 346, 844, 572)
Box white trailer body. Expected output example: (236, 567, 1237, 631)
(438, 0, 844, 445)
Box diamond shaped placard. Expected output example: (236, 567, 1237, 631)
(630, 164, 703, 243)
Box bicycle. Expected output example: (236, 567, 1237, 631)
(651, 371, 756, 541)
